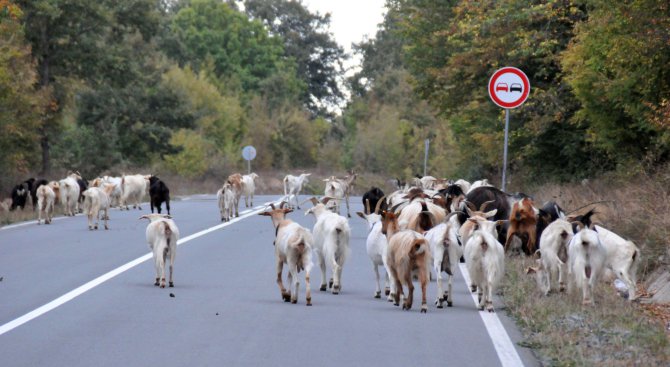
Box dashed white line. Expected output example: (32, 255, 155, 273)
(459, 263, 525, 367)
(0, 202, 273, 336)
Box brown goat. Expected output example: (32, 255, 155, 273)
(504, 197, 537, 255)
(227, 173, 244, 217)
(381, 210, 431, 313)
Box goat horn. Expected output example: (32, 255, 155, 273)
(464, 200, 476, 211)
(269, 203, 276, 210)
(479, 200, 495, 212)
(321, 196, 334, 205)
(444, 211, 462, 222)
(279, 201, 288, 209)
(373, 195, 387, 214)
(365, 199, 371, 215)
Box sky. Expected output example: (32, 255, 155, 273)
(301, 0, 387, 74)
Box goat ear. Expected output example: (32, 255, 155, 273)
(258, 212, 271, 216)
(525, 266, 538, 274)
(283, 208, 294, 214)
(138, 215, 149, 220)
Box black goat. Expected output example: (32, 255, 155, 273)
(10, 182, 29, 210)
(362, 187, 386, 214)
(149, 176, 171, 215)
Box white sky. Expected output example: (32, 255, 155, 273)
(301, 0, 387, 74)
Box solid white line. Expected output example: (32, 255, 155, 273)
(0, 202, 272, 336)
(459, 263, 525, 367)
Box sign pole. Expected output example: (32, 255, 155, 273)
(423, 139, 429, 177)
(247, 160, 251, 175)
(502, 109, 509, 192)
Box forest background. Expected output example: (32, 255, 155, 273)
(0, 0, 668, 191)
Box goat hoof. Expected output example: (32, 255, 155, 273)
(328, 280, 333, 288)
(374, 292, 381, 299)
(105, 226, 109, 230)
(470, 285, 477, 293)
(447, 301, 453, 307)
(306, 298, 312, 306)
(320, 285, 327, 291)
(169, 282, 174, 287)
(384, 288, 390, 296)
(291, 299, 297, 304)
(421, 305, 428, 313)
(160, 284, 165, 288)
(282, 293, 291, 302)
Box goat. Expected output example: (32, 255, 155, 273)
(120, 174, 149, 210)
(82, 184, 115, 230)
(226, 173, 244, 217)
(283, 173, 311, 209)
(504, 197, 538, 255)
(305, 197, 351, 294)
(59, 172, 82, 216)
(30, 179, 49, 210)
(322, 172, 357, 217)
(241, 173, 259, 207)
(10, 182, 29, 211)
(77, 177, 88, 212)
(140, 214, 179, 288)
(467, 179, 492, 194)
(526, 219, 573, 295)
(567, 223, 606, 305)
(259, 203, 313, 305)
(148, 175, 171, 215)
(464, 219, 506, 312)
(36, 183, 56, 225)
(357, 198, 395, 299)
(362, 187, 386, 215)
(381, 209, 430, 313)
(424, 212, 461, 308)
(594, 225, 640, 301)
(216, 182, 235, 222)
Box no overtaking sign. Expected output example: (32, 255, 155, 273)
(488, 67, 530, 109)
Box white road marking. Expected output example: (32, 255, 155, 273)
(0, 202, 273, 336)
(459, 263, 524, 367)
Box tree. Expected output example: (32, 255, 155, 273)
(562, 0, 670, 165)
(244, 0, 347, 115)
(164, 0, 290, 93)
(0, 2, 45, 182)
(17, 0, 163, 174)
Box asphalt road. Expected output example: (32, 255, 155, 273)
(0, 195, 538, 366)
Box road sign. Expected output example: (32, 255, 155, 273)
(488, 67, 530, 109)
(242, 145, 256, 161)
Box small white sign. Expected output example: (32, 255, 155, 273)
(242, 145, 256, 161)
(488, 67, 530, 109)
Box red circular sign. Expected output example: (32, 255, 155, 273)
(488, 67, 530, 109)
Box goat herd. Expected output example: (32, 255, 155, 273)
(263, 173, 640, 313)
(4, 171, 640, 314)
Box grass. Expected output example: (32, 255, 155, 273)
(502, 256, 670, 366)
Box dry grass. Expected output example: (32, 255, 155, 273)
(502, 256, 670, 366)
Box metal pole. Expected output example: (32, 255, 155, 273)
(423, 139, 429, 177)
(502, 109, 509, 192)
(247, 159, 251, 175)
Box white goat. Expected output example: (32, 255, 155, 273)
(323, 172, 357, 217)
(121, 174, 149, 210)
(594, 225, 640, 301)
(356, 198, 395, 300)
(241, 173, 259, 207)
(36, 183, 56, 225)
(82, 184, 115, 230)
(527, 219, 573, 295)
(464, 219, 505, 312)
(216, 182, 235, 222)
(140, 213, 179, 288)
(259, 203, 314, 305)
(283, 173, 311, 209)
(59, 172, 81, 216)
(567, 225, 606, 305)
(467, 179, 493, 194)
(424, 212, 461, 308)
(305, 197, 351, 294)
